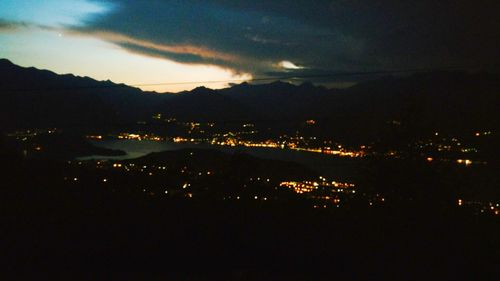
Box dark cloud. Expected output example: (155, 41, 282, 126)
(74, 0, 499, 77)
(0, 19, 28, 31)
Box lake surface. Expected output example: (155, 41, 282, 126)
(82, 140, 363, 180)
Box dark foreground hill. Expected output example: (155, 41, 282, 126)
(133, 148, 316, 180)
(2, 156, 500, 280)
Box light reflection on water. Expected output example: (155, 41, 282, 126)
(80, 140, 361, 180)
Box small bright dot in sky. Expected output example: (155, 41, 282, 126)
(279, 60, 303, 70)
(0, 27, 251, 92)
(0, 0, 252, 92)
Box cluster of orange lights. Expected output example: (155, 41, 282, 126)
(242, 141, 280, 148)
(170, 133, 364, 157)
(475, 131, 492, 137)
(279, 180, 356, 195)
(457, 199, 500, 216)
(118, 133, 163, 141)
(292, 147, 365, 157)
(456, 159, 473, 165)
(173, 137, 195, 143)
(332, 181, 356, 188)
(425, 157, 475, 165)
(279, 181, 318, 194)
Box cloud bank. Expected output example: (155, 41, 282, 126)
(2, 0, 499, 80)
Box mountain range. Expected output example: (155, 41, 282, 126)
(1, 58, 498, 141)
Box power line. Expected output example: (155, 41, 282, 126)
(122, 65, 500, 87)
(2, 64, 498, 92)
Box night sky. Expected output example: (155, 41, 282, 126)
(1, 0, 498, 92)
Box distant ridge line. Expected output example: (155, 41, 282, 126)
(1, 60, 499, 92)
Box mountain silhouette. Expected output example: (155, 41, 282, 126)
(0, 59, 171, 130)
(1, 59, 498, 141)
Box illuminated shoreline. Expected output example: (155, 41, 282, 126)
(98, 133, 367, 158)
